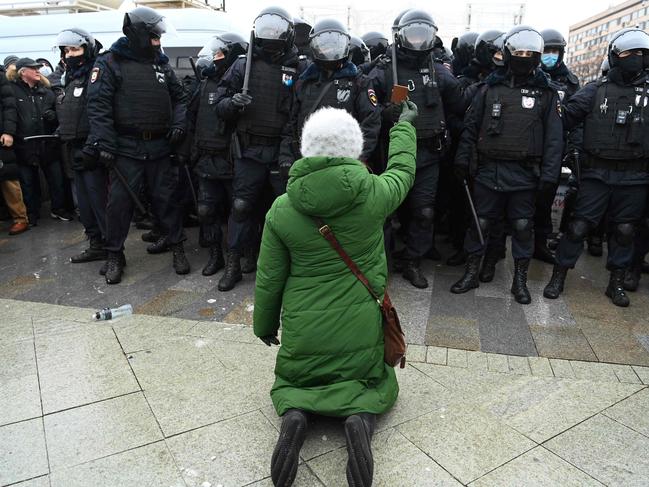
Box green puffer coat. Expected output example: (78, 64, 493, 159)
(253, 121, 416, 417)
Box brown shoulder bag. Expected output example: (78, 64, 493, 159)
(314, 218, 407, 368)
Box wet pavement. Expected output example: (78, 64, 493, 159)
(1, 213, 648, 366)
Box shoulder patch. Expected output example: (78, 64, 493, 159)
(367, 88, 378, 107)
(90, 67, 99, 83)
(556, 98, 562, 117)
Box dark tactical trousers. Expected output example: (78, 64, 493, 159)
(74, 167, 108, 242)
(197, 177, 232, 247)
(105, 155, 183, 252)
(556, 179, 648, 270)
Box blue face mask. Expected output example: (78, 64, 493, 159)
(541, 53, 559, 69)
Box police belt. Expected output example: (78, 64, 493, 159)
(417, 134, 446, 151)
(582, 155, 649, 172)
(240, 132, 281, 147)
(116, 127, 168, 140)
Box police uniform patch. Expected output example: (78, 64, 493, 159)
(337, 89, 350, 103)
(73, 87, 84, 97)
(556, 99, 563, 117)
(368, 88, 378, 107)
(90, 67, 99, 83)
(282, 73, 293, 87)
(521, 96, 535, 109)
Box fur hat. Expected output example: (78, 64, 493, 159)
(300, 107, 364, 160)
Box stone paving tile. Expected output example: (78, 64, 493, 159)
(633, 366, 649, 384)
(426, 345, 447, 365)
(529, 325, 598, 362)
(0, 340, 41, 426)
(549, 359, 576, 379)
(0, 418, 49, 486)
(602, 388, 649, 438)
(507, 355, 532, 375)
(35, 326, 140, 414)
(528, 356, 554, 377)
(486, 353, 509, 373)
(388, 277, 433, 345)
(522, 293, 577, 328)
(570, 360, 619, 382)
(49, 441, 184, 487)
(248, 465, 324, 486)
(469, 446, 604, 487)
(406, 344, 426, 362)
(426, 315, 480, 350)
(166, 410, 279, 487)
(44, 392, 163, 470)
(610, 364, 642, 384)
(12, 476, 50, 487)
(579, 322, 649, 367)
(545, 414, 649, 487)
(186, 320, 260, 344)
(467, 351, 488, 370)
(398, 401, 536, 484)
(111, 315, 198, 353)
(447, 348, 468, 368)
(476, 296, 537, 357)
(308, 428, 462, 487)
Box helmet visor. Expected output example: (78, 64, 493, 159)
(398, 22, 437, 51)
(311, 31, 350, 61)
(255, 14, 291, 41)
(198, 37, 228, 61)
(505, 30, 544, 54)
(54, 30, 88, 49)
(146, 17, 177, 39)
(611, 30, 649, 55)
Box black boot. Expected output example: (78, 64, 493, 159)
(141, 229, 162, 243)
(271, 409, 308, 487)
(606, 269, 630, 307)
(171, 243, 190, 275)
(241, 247, 257, 274)
(511, 258, 531, 304)
(451, 253, 481, 293)
(147, 236, 170, 254)
(70, 239, 106, 263)
(479, 251, 499, 283)
(344, 413, 376, 487)
(543, 265, 568, 299)
(105, 251, 125, 284)
(587, 235, 603, 257)
(424, 245, 441, 261)
(403, 259, 428, 289)
(100, 252, 126, 276)
(624, 266, 642, 292)
(533, 237, 556, 264)
(202, 247, 224, 276)
(218, 250, 242, 291)
(446, 249, 467, 266)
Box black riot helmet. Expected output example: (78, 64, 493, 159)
(541, 28, 566, 66)
(451, 31, 479, 68)
(397, 9, 438, 52)
(492, 32, 506, 67)
(361, 31, 388, 59)
(123, 7, 173, 56)
(309, 18, 350, 69)
(503, 25, 544, 62)
(392, 9, 411, 30)
(253, 6, 294, 52)
(608, 27, 649, 69)
(55, 28, 100, 61)
(294, 17, 312, 55)
(197, 32, 248, 72)
(474, 29, 504, 68)
(349, 36, 370, 65)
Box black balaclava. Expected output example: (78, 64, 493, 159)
(618, 53, 644, 82)
(509, 55, 538, 78)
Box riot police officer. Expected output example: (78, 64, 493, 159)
(55, 28, 107, 265)
(367, 9, 469, 288)
(294, 17, 312, 60)
(280, 19, 381, 174)
(184, 33, 248, 277)
(349, 35, 371, 68)
(544, 28, 649, 307)
(450, 31, 479, 77)
(451, 26, 564, 304)
(215, 6, 303, 292)
(85, 7, 189, 284)
(361, 31, 388, 61)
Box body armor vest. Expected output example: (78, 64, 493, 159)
(583, 78, 649, 161)
(477, 84, 545, 161)
(297, 77, 358, 134)
(237, 57, 295, 138)
(56, 75, 90, 142)
(113, 59, 172, 132)
(392, 60, 446, 139)
(195, 78, 228, 152)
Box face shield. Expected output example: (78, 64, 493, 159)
(146, 16, 177, 40)
(310, 31, 350, 61)
(255, 13, 291, 41)
(505, 30, 544, 56)
(398, 22, 437, 51)
(610, 29, 649, 56)
(54, 30, 88, 49)
(198, 37, 228, 62)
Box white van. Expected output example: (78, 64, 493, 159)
(0, 8, 244, 77)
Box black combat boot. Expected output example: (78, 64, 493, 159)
(446, 249, 467, 266)
(587, 234, 603, 257)
(606, 269, 630, 307)
(344, 413, 376, 487)
(202, 246, 224, 276)
(171, 243, 190, 275)
(478, 251, 499, 283)
(70, 238, 106, 263)
(624, 265, 642, 292)
(105, 251, 125, 284)
(511, 258, 531, 304)
(100, 252, 126, 276)
(147, 236, 170, 254)
(218, 250, 242, 291)
(141, 229, 162, 243)
(451, 253, 481, 293)
(533, 236, 556, 264)
(241, 247, 257, 274)
(543, 265, 568, 299)
(270, 409, 308, 487)
(403, 259, 428, 289)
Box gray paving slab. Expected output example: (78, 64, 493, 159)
(387, 277, 433, 345)
(0, 418, 49, 486)
(248, 466, 324, 486)
(0, 340, 41, 426)
(633, 366, 649, 384)
(476, 296, 538, 357)
(49, 441, 184, 487)
(44, 392, 163, 470)
(12, 476, 50, 487)
(545, 414, 649, 487)
(602, 388, 649, 438)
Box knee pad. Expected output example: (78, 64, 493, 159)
(197, 203, 215, 221)
(615, 222, 635, 246)
(567, 219, 590, 243)
(470, 217, 491, 241)
(512, 218, 533, 242)
(415, 206, 434, 229)
(231, 198, 252, 223)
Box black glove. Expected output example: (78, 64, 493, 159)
(381, 103, 401, 124)
(82, 146, 98, 168)
(454, 164, 469, 182)
(231, 93, 253, 109)
(98, 150, 115, 168)
(166, 128, 185, 146)
(538, 180, 556, 194)
(42, 110, 56, 122)
(279, 162, 292, 181)
(260, 335, 280, 347)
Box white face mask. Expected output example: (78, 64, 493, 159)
(39, 66, 52, 77)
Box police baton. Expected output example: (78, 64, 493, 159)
(111, 165, 152, 219)
(183, 164, 199, 212)
(189, 56, 200, 80)
(22, 134, 60, 142)
(463, 179, 485, 247)
(242, 29, 254, 95)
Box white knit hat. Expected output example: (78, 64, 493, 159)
(300, 107, 364, 160)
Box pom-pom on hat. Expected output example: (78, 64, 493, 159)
(300, 107, 364, 160)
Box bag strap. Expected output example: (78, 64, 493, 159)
(313, 217, 382, 307)
(306, 81, 334, 118)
